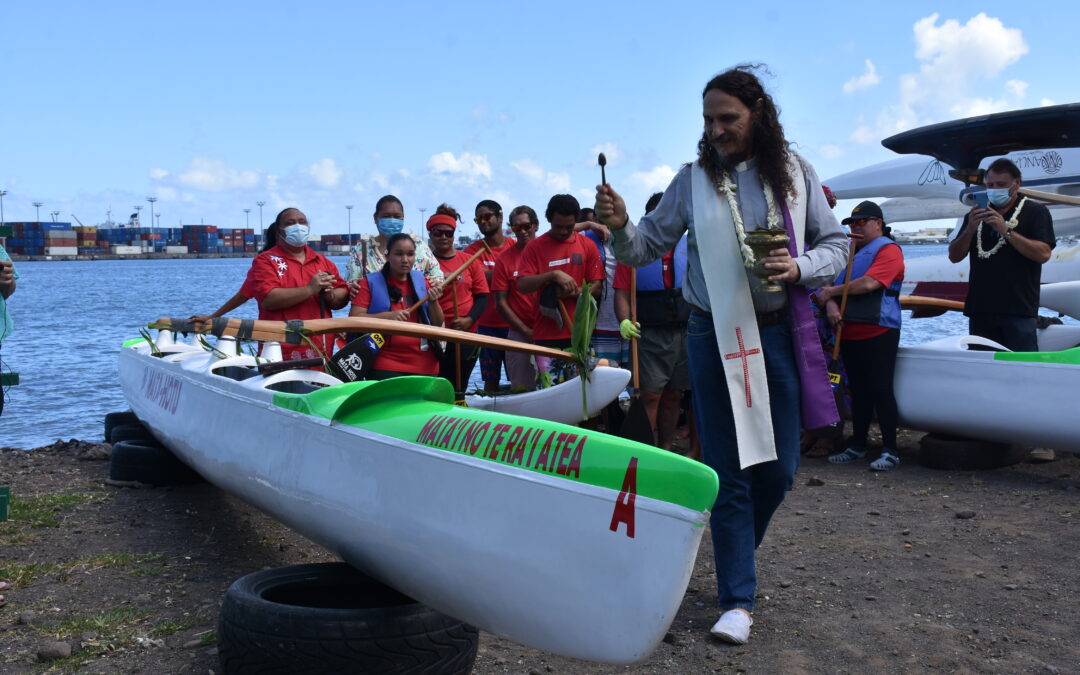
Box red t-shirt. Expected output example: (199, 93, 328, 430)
(352, 275, 440, 375)
(517, 232, 605, 341)
(434, 250, 489, 332)
(491, 244, 538, 329)
(845, 244, 905, 341)
(248, 245, 346, 360)
(239, 265, 257, 298)
(465, 236, 516, 328)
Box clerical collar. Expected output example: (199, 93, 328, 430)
(733, 157, 758, 173)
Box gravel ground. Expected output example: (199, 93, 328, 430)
(1, 433, 1078, 673)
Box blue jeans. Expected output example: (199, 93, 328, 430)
(687, 311, 801, 612)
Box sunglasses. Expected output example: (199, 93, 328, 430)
(474, 212, 501, 223)
(510, 221, 536, 231)
(849, 218, 879, 227)
(429, 229, 455, 238)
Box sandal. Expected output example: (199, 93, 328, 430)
(870, 451, 900, 471)
(827, 447, 866, 464)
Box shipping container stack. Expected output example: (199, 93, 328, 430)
(4, 222, 263, 256)
(319, 234, 352, 255)
(4, 222, 75, 256)
(179, 226, 257, 254)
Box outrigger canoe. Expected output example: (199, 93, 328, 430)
(464, 367, 630, 424)
(118, 328, 718, 664)
(894, 334, 1080, 452)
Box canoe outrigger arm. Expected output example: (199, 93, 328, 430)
(149, 316, 581, 363)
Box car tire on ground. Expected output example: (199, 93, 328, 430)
(103, 411, 140, 442)
(108, 440, 203, 486)
(918, 433, 1026, 471)
(218, 562, 479, 675)
(108, 422, 156, 445)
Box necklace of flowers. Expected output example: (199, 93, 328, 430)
(975, 196, 1026, 259)
(714, 172, 781, 268)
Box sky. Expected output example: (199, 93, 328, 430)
(1, 2, 1074, 236)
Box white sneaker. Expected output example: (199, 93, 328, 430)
(710, 609, 753, 644)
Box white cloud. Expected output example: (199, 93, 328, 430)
(819, 144, 845, 160)
(842, 60, 881, 94)
(628, 165, 676, 193)
(1004, 79, 1028, 98)
(176, 157, 262, 191)
(1041, 98, 1056, 107)
(428, 151, 492, 182)
(149, 168, 169, 180)
(370, 171, 390, 190)
(304, 158, 342, 189)
(589, 142, 623, 167)
(546, 172, 571, 193)
(511, 158, 569, 192)
(510, 158, 545, 183)
(157, 186, 178, 200)
(850, 13, 1029, 144)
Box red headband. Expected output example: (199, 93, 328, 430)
(426, 214, 458, 231)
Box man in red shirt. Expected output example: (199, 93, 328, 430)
(247, 208, 350, 361)
(517, 194, 604, 348)
(464, 199, 516, 391)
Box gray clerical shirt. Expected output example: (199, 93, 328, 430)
(611, 157, 847, 314)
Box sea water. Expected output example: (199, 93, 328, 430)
(0, 246, 1072, 449)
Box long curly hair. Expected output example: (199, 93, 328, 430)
(696, 64, 795, 201)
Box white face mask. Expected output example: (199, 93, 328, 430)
(282, 224, 309, 247)
(986, 187, 1013, 207)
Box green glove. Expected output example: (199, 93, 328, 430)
(619, 319, 641, 340)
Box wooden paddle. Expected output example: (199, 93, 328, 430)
(827, 235, 859, 398)
(1019, 187, 1080, 206)
(619, 267, 655, 445)
(899, 295, 965, 312)
(556, 298, 574, 331)
(452, 284, 462, 393)
(407, 242, 491, 314)
(152, 316, 578, 362)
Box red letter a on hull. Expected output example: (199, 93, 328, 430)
(609, 457, 638, 538)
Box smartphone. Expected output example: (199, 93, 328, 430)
(971, 191, 989, 209)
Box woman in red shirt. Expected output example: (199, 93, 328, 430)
(349, 233, 444, 378)
(427, 205, 489, 393)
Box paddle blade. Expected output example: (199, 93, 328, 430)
(619, 397, 655, 445)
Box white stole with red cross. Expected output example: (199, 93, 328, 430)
(690, 160, 806, 468)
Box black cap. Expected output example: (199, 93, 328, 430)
(841, 200, 885, 225)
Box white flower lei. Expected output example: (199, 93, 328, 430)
(975, 196, 1026, 260)
(715, 172, 782, 268)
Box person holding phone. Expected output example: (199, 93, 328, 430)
(948, 158, 1055, 352)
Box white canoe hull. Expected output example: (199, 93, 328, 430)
(895, 335, 1080, 452)
(118, 339, 713, 663)
(464, 366, 630, 423)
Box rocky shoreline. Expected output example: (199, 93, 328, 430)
(2, 435, 1078, 673)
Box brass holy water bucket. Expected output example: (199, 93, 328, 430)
(743, 228, 791, 293)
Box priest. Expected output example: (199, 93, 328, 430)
(595, 65, 847, 645)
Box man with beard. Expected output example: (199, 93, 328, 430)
(595, 65, 847, 644)
(465, 200, 517, 392)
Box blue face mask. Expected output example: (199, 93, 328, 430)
(377, 218, 405, 236)
(986, 187, 1012, 207)
(282, 224, 309, 247)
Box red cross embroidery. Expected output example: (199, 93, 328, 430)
(724, 326, 762, 408)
